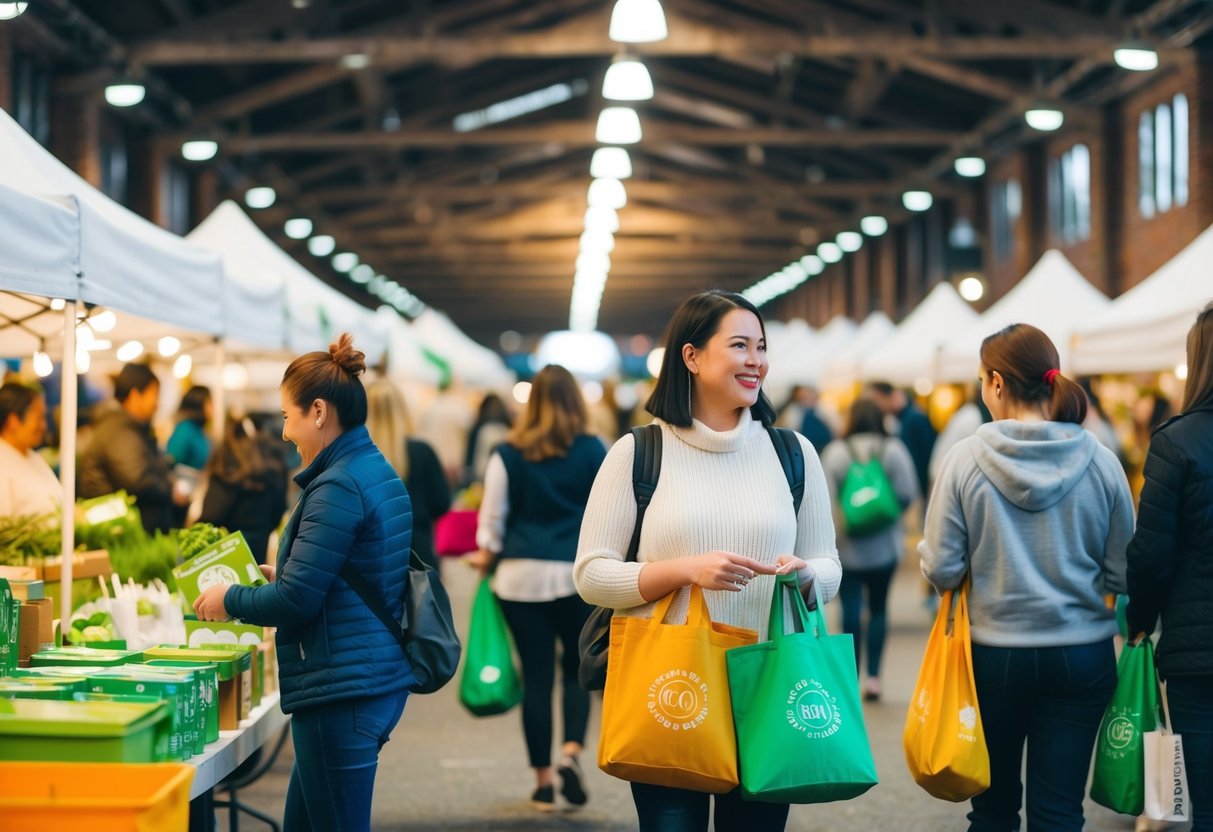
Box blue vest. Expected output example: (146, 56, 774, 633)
(496, 434, 606, 562)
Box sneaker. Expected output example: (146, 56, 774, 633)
(530, 784, 556, 812)
(863, 677, 881, 702)
(557, 756, 588, 807)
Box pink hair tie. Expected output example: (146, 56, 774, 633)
(1043, 368, 1060, 385)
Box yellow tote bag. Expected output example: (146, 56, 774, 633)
(903, 583, 990, 801)
(598, 585, 757, 793)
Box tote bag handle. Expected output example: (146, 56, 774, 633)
(768, 572, 827, 642)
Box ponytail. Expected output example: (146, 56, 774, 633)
(980, 323, 1087, 425)
(1047, 373, 1087, 425)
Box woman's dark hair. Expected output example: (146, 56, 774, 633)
(0, 382, 40, 428)
(646, 290, 776, 427)
(980, 323, 1086, 424)
(282, 333, 368, 429)
(208, 414, 279, 488)
(177, 386, 211, 424)
(507, 364, 586, 462)
(477, 393, 511, 426)
(1182, 301, 1213, 413)
(114, 363, 159, 403)
(845, 398, 887, 438)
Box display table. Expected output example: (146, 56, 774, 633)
(189, 691, 290, 799)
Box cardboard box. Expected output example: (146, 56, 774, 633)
(18, 600, 54, 664)
(172, 532, 266, 605)
(9, 580, 43, 602)
(0, 566, 37, 583)
(38, 550, 113, 582)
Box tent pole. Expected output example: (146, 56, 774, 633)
(59, 300, 78, 628)
(212, 338, 226, 442)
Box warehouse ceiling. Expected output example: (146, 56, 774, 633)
(17, 0, 1213, 344)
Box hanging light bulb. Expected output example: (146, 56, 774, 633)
(954, 157, 986, 178)
(958, 276, 986, 302)
(584, 206, 620, 233)
(609, 0, 668, 43)
(32, 351, 53, 378)
(836, 231, 863, 252)
(902, 190, 934, 211)
(860, 215, 889, 236)
(173, 354, 193, 379)
(576, 252, 611, 275)
(104, 83, 146, 108)
(580, 229, 616, 254)
(817, 242, 843, 263)
(1024, 107, 1064, 131)
(75, 349, 91, 374)
(350, 264, 375, 284)
(116, 341, 144, 362)
(1114, 43, 1158, 72)
(50, 298, 66, 311)
(284, 218, 313, 239)
(244, 186, 276, 209)
(588, 178, 628, 209)
(181, 140, 219, 162)
(602, 57, 654, 101)
(308, 235, 336, 257)
(0, 3, 29, 20)
(89, 310, 117, 332)
(590, 147, 633, 180)
(332, 252, 359, 273)
(158, 336, 181, 357)
(596, 107, 642, 144)
(799, 254, 824, 275)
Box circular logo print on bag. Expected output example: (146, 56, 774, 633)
(785, 678, 842, 739)
(479, 665, 502, 685)
(1106, 715, 1135, 750)
(647, 669, 708, 731)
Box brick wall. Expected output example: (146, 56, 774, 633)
(49, 92, 102, 187)
(1117, 60, 1206, 294)
(1044, 125, 1112, 294)
(0, 24, 10, 113)
(984, 149, 1038, 301)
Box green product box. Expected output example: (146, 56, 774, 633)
(195, 642, 260, 709)
(117, 664, 206, 755)
(0, 681, 75, 700)
(30, 646, 142, 668)
(0, 579, 13, 676)
(6, 672, 91, 695)
(172, 532, 266, 605)
(0, 697, 171, 763)
(86, 673, 192, 761)
(185, 620, 264, 649)
(144, 660, 220, 743)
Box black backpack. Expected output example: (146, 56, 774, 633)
(576, 423, 805, 690)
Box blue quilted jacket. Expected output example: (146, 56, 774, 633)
(224, 425, 415, 712)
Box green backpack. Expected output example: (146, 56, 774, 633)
(838, 438, 901, 536)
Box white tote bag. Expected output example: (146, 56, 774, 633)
(1143, 680, 1190, 823)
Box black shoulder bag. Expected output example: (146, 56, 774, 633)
(576, 424, 804, 691)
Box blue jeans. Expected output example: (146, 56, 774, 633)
(630, 783, 789, 832)
(1168, 676, 1213, 832)
(838, 563, 896, 678)
(967, 640, 1117, 832)
(284, 690, 408, 832)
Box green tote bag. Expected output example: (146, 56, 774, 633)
(726, 573, 879, 804)
(1091, 639, 1160, 815)
(458, 578, 524, 718)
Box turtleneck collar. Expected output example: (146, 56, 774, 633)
(664, 407, 758, 453)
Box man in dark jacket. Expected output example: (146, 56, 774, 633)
(78, 363, 177, 534)
(869, 382, 937, 501)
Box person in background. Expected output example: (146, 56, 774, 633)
(920, 323, 1134, 832)
(167, 385, 213, 470)
(1079, 377, 1123, 458)
(464, 392, 512, 486)
(468, 364, 606, 812)
(193, 334, 413, 832)
(927, 388, 991, 489)
(1126, 302, 1213, 831)
(868, 381, 936, 502)
(79, 363, 179, 534)
(778, 384, 834, 454)
(197, 414, 288, 564)
(575, 290, 841, 832)
(366, 378, 451, 572)
(819, 398, 918, 701)
(417, 379, 474, 487)
(0, 381, 60, 518)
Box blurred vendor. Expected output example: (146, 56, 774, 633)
(0, 381, 61, 518)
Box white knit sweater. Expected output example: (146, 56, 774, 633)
(574, 409, 841, 641)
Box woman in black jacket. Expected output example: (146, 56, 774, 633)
(1127, 301, 1213, 831)
(198, 414, 288, 564)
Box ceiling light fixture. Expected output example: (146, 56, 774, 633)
(799, 254, 824, 275)
(860, 215, 889, 236)
(284, 218, 313, 239)
(350, 264, 375, 284)
(157, 336, 181, 357)
(954, 156, 986, 178)
(588, 177, 628, 209)
(590, 147, 633, 180)
(332, 252, 359, 273)
(32, 350, 52, 378)
(104, 83, 146, 108)
(584, 206, 620, 233)
(958, 275, 986, 302)
(0, 3, 28, 20)
(602, 57, 654, 101)
(609, 0, 668, 43)
(1024, 107, 1064, 132)
(308, 235, 336, 257)
(902, 190, 934, 212)
(817, 242, 843, 263)
(836, 231, 863, 252)
(1113, 42, 1159, 72)
(181, 140, 219, 162)
(244, 186, 276, 209)
(596, 107, 642, 144)
(116, 341, 144, 362)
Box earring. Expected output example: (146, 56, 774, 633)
(315, 419, 322, 427)
(686, 383, 693, 416)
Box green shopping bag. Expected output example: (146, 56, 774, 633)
(726, 573, 879, 803)
(458, 578, 523, 717)
(1091, 639, 1160, 815)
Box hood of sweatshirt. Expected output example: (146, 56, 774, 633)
(970, 420, 1097, 512)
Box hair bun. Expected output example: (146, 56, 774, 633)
(329, 332, 366, 378)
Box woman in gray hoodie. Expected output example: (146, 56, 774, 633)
(920, 323, 1134, 832)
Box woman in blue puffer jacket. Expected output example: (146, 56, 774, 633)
(195, 333, 413, 832)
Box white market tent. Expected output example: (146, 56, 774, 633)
(1071, 224, 1213, 374)
(860, 283, 978, 386)
(936, 250, 1110, 382)
(821, 311, 895, 388)
(764, 318, 817, 388)
(411, 307, 512, 389)
(816, 316, 859, 357)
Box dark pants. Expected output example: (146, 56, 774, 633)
(838, 563, 897, 678)
(630, 783, 790, 832)
(284, 690, 408, 832)
(498, 593, 592, 768)
(967, 639, 1116, 832)
(1168, 676, 1213, 831)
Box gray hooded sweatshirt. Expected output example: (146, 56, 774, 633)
(919, 420, 1133, 648)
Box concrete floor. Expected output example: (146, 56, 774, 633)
(220, 554, 1157, 831)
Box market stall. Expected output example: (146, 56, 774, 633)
(859, 283, 978, 386)
(411, 307, 513, 389)
(821, 311, 895, 390)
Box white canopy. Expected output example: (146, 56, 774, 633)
(821, 311, 895, 388)
(376, 306, 443, 386)
(0, 107, 224, 335)
(816, 316, 859, 357)
(936, 250, 1110, 382)
(860, 283, 978, 386)
(764, 319, 818, 388)
(411, 308, 512, 389)
(1071, 224, 1213, 374)
(0, 184, 79, 300)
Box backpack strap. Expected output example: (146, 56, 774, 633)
(766, 426, 805, 517)
(625, 424, 662, 564)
